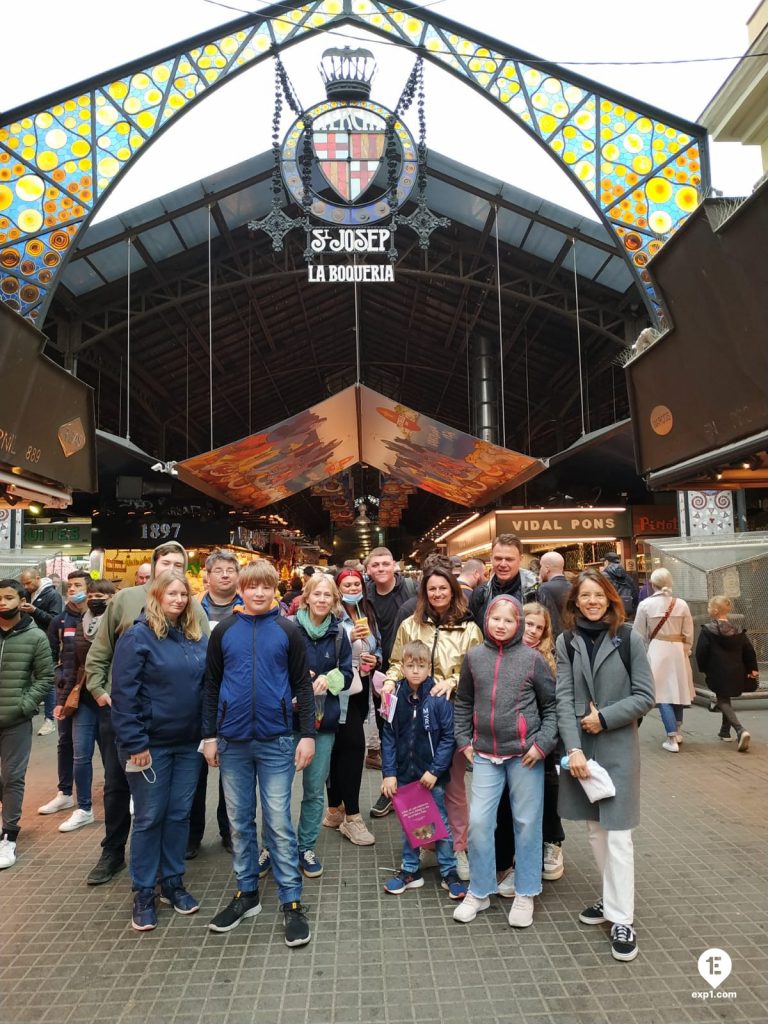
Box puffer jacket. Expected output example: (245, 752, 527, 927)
(386, 612, 483, 696)
(454, 595, 557, 758)
(381, 676, 456, 785)
(0, 615, 55, 728)
(696, 620, 758, 698)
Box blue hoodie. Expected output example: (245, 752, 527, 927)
(111, 615, 208, 755)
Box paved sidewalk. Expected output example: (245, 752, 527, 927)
(1, 704, 766, 1024)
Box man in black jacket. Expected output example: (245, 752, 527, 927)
(536, 552, 570, 639)
(601, 552, 639, 619)
(364, 547, 415, 815)
(469, 534, 536, 629)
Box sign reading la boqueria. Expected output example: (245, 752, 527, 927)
(307, 228, 395, 283)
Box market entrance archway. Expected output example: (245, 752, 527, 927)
(1, 0, 708, 327)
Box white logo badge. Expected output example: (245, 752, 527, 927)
(697, 948, 732, 989)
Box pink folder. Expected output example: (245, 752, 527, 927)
(391, 781, 449, 848)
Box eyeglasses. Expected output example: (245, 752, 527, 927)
(209, 567, 237, 576)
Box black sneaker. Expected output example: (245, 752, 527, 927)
(370, 794, 393, 818)
(221, 835, 233, 855)
(185, 842, 201, 860)
(208, 890, 261, 933)
(86, 852, 126, 886)
(578, 897, 606, 925)
(610, 923, 638, 961)
(282, 901, 311, 947)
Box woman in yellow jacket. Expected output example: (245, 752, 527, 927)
(384, 566, 483, 879)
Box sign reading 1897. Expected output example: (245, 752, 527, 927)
(307, 228, 394, 283)
(140, 522, 181, 540)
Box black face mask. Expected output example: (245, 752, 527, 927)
(0, 608, 19, 620)
(88, 599, 108, 616)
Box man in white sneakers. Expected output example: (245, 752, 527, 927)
(0, 579, 54, 868)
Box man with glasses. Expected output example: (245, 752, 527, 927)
(201, 551, 242, 627)
(187, 551, 240, 858)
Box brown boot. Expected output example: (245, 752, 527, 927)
(365, 749, 382, 770)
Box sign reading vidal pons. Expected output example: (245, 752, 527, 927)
(249, 46, 447, 281)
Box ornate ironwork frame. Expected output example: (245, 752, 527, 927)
(0, 0, 709, 325)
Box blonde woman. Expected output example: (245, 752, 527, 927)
(633, 569, 694, 753)
(286, 573, 352, 878)
(112, 571, 208, 932)
(696, 595, 758, 750)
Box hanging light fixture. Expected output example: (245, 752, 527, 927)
(354, 502, 370, 526)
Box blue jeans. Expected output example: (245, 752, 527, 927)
(219, 735, 302, 904)
(125, 744, 199, 891)
(43, 686, 56, 722)
(56, 715, 74, 796)
(72, 701, 101, 812)
(658, 703, 684, 735)
(400, 783, 456, 877)
(469, 755, 544, 898)
(293, 731, 334, 854)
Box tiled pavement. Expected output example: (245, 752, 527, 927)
(1, 704, 766, 1024)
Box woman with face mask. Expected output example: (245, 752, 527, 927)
(38, 570, 92, 822)
(322, 569, 381, 846)
(51, 578, 118, 834)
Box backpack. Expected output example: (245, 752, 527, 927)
(606, 570, 637, 617)
(561, 624, 643, 725)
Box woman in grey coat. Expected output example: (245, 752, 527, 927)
(556, 570, 654, 963)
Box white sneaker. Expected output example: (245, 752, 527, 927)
(455, 850, 470, 881)
(37, 718, 56, 736)
(662, 738, 679, 753)
(508, 894, 535, 928)
(453, 892, 490, 923)
(0, 834, 17, 869)
(59, 808, 95, 833)
(38, 791, 75, 814)
(497, 869, 516, 898)
(542, 842, 564, 881)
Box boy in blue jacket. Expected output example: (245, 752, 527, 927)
(381, 640, 466, 900)
(202, 560, 315, 947)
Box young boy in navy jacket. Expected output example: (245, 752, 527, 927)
(381, 640, 466, 900)
(202, 560, 315, 947)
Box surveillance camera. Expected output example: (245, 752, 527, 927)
(151, 462, 164, 472)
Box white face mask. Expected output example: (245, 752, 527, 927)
(125, 755, 156, 784)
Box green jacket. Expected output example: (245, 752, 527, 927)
(0, 615, 55, 728)
(85, 583, 210, 699)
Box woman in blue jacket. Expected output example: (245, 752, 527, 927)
(284, 574, 352, 879)
(112, 571, 208, 932)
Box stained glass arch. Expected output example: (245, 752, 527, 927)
(0, 0, 709, 325)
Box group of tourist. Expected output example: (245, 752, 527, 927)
(0, 535, 758, 964)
